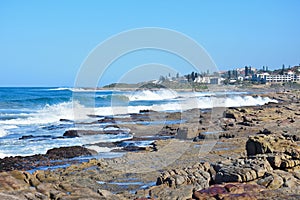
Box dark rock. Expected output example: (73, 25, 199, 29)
(98, 117, 116, 123)
(63, 130, 79, 138)
(46, 146, 94, 159)
(258, 128, 272, 135)
(193, 132, 219, 141)
(219, 133, 235, 139)
(112, 146, 150, 152)
(237, 121, 252, 126)
(282, 133, 300, 141)
(223, 111, 236, 120)
(59, 119, 73, 122)
(19, 135, 34, 140)
(139, 109, 155, 113)
(19, 135, 53, 140)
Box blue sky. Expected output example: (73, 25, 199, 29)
(0, 0, 300, 86)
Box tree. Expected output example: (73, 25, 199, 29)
(191, 72, 195, 81)
(187, 74, 191, 82)
(281, 64, 285, 75)
(159, 75, 165, 82)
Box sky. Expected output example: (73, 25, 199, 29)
(0, 0, 300, 86)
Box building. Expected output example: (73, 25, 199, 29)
(210, 77, 223, 85)
(194, 76, 222, 85)
(194, 76, 210, 84)
(252, 71, 300, 83)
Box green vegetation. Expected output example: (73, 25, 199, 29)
(103, 80, 208, 91)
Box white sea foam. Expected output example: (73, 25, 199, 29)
(127, 89, 177, 101)
(0, 125, 18, 137)
(0, 128, 8, 137)
(0, 101, 87, 125)
(48, 87, 71, 91)
(225, 96, 277, 107)
(0, 93, 278, 127)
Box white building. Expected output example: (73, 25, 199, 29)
(194, 76, 222, 85)
(194, 76, 210, 84)
(253, 72, 300, 83)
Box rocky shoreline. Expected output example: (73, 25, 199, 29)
(1, 90, 300, 199)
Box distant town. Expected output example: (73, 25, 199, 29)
(103, 64, 300, 90)
(157, 64, 300, 86)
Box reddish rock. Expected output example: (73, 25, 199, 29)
(193, 183, 264, 200)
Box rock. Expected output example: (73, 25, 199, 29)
(158, 125, 179, 136)
(257, 172, 284, 189)
(63, 130, 79, 137)
(149, 184, 193, 200)
(156, 163, 210, 189)
(177, 127, 199, 140)
(194, 132, 219, 141)
(46, 146, 95, 159)
(0, 172, 29, 192)
(59, 118, 73, 122)
(282, 133, 300, 141)
(258, 128, 272, 135)
(193, 183, 264, 200)
(22, 171, 40, 187)
(237, 121, 252, 126)
(246, 134, 300, 170)
(18, 135, 34, 140)
(214, 157, 272, 184)
(223, 111, 237, 120)
(174, 175, 186, 185)
(219, 133, 235, 139)
(266, 154, 300, 169)
(112, 146, 151, 152)
(246, 134, 300, 156)
(0, 193, 28, 200)
(242, 116, 253, 123)
(97, 189, 114, 197)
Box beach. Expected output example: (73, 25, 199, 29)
(0, 87, 300, 199)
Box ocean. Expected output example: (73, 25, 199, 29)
(0, 87, 277, 158)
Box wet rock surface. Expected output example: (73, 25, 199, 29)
(0, 146, 94, 172)
(0, 90, 300, 199)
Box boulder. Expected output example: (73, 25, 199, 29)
(257, 172, 284, 189)
(0, 172, 29, 192)
(246, 134, 300, 156)
(63, 130, 79, 138)
(193, 183, 264, 200)
(246, 134, 300, 169)
(46, 146, 95, 159)
(214, 158, 272, 184)
(258, 128, 272, 135)
(156, 162, 211, 189)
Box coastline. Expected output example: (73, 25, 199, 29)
(0, 89, 300, 199)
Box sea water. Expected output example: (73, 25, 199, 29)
(0, 87, 277, 158)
